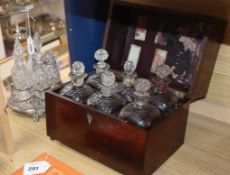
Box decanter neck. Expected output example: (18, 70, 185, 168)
(101, 82, 117, 97)
(133, 91, 149, 109)
(123, 72, 137, 88)
(152, 76, 171, 94)
(71, 73, 87, 87)
(94, 61, 110, 75)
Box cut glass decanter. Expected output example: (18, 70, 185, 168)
(86, 49, 110, 89)
(117, 60, 137, 103)
(60, 61, 96, 102)
(87, 71, 126, 114)
(150, 64, 178, 113)
(119, 78, 160, 128)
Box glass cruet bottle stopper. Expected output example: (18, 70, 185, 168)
(153, 64, 172, 93)
(133, 78, 151, 109)
(123, 60, 137, 88)
(69, 61, 87, 87)
(33, 32, 42, 53)
(94, 49, 110, 75)
(14, 37, 24, 57)
(12, 38, 24, 67)
(100, 71, 117, 97)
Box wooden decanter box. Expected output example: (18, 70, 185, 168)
(46, 1, 225, 175)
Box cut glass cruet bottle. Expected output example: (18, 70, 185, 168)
(119, 78, 160, 128)
(32, 52, 51, 120)
(7, 11, 60, 122)
(86, 49, 110, 89)
(11, 38, 32, 91)
(87, 71, 126, 114)
(43, 51, 61, 87)
(117, 60, 137, 103)
(8, 38, 34, 116)
(32, 52, 51, 93)
(60, 61, 96, 102)
(149, 64, 178, 113)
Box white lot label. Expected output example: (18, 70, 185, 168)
(23, 161, 51, 175)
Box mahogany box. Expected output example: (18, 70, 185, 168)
(46, 1, 225, 175)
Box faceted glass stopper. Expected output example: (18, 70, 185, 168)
(124, 60, 135, 75)
(44, 51, 57, 64)
(34, 52, 43, 64)
(155, 64, 171, 79)
(101, 71, 115, 87)
(33, 32, 42, 52)
(14, 38, 24, 56)
(71, 61, 85, 75)
(95, 49, 109, 61)
(134, 78, 151, 92)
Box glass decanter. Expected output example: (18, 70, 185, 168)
(117, 60, 137, 103)
(149, 64, 178, 113)
(60, 61, 96, 102)
(86, 49, 110, 89)
(43, 51, 61, 87)
(119, 79, 160, 128)
(87, 71, 126, 114)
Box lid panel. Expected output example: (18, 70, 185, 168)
(105, 3, 212, 91)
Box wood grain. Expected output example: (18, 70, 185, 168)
(208, 44, 230, 106)
(0, 79, 14, 154)
(46, 82, 190, 175)
(0, 110, 229, 175)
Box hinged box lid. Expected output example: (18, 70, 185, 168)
(104, 1, 226, 101)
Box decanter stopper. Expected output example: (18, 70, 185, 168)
(101, 71, 117, 97)
(101, 71, 115, 87)
(155, 64, 171, 79)
(71, 61, 85, 75)
(133, 78, 151, 108)
(153, 64, 172, 93)
(123, 60, 137, 88)
(134, 78, 151, 93)
(70, 61, 87, 87)
(124, 60, 135, 75)
(94, 49, 110, 74)
(33, 32, 42, 52)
